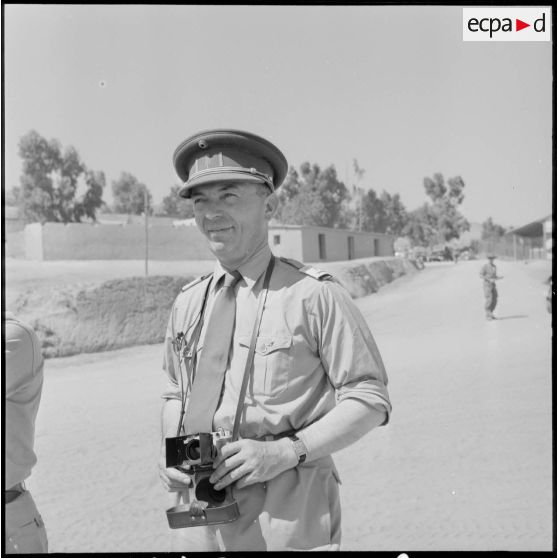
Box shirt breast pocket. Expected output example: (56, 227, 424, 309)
(238, 334, 293, 397)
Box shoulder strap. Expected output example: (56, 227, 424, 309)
(181, 273, 212, 292)
(279, 257, 333, 281)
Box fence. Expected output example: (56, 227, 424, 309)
(477, 235, 548, 260)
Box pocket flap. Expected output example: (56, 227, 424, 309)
(238, 335, 292, 355)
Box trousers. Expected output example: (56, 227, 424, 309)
(5, 489, 48, 554)
(483, 282, 498, 316)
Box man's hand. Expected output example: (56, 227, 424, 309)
(209, 438, 297, 490)
(158, 445, 192, 493)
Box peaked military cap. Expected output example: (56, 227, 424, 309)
(173, 129, 288, 198)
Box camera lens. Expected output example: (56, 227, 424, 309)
(185, 439, 201, 461)
(195, 478, 227, 505)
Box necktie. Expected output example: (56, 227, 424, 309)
(184, 270, 242, 434)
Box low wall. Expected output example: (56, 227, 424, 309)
(24, 222, 214, 260)
(11, 256, 420, 358)
(320, 256, 419, 298)
(4, 231, 26, 258)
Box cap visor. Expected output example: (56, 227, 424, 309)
(179, 172, 268, 198)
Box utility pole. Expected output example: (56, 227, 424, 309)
(144, 187, 149, 276)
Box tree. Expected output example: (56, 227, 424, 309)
(359, 188, 386, 232)
(352, 159, 366, 231)
(481, 217, 506, 240)
(16, 130, 105, 223)
(111, 172, 152, 215)
(380, 191, 408, 236)
(422, 173, 469, 242)
(275, 167, 326, 226)
(74, 171, 106, 222)
(160, 185, 194, 219)
(275, 162, 350, 228)
(402, 203, 439, 247)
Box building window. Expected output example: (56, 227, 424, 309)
(318, 233, 327, 260)
(273, 235, 281, 245)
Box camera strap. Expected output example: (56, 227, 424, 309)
(176, 276, 213, 437)
(231, 255, 276, 442)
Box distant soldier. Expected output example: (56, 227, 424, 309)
(479, 254, 503, 320)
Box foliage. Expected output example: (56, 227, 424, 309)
(74, 171, 106, 222)
(420, 173, 469, 243)
(160, 185, 194, 219)
(275, 163, 350, 227)
(402, 203, 439, 247)
(16, 130, 105, 223)
(111, 172, 153, 215)
(380, 191, 408, 236)
(481, 217, 507, 240)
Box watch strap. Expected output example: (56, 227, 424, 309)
(289, 434, 307, 464)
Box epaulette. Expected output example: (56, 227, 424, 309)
(181, 272, 212, 292)
(279, 257, 333, 281)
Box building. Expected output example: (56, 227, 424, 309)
(268, 224, 393, 263)
(509, 214, 553, 260)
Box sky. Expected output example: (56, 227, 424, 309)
(3, 4, 554, 228)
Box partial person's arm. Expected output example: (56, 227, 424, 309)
(297, 398, 385, 461)
(5, 319, 42, 396)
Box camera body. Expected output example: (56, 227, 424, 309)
(165, 428, 240, 528)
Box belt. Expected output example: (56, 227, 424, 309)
(5, 483, 24, 504)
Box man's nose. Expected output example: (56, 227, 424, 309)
(202, 199, 225, 219)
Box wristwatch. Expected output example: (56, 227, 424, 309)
(289, 434, 307, 464)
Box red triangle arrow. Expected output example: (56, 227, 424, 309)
(516, 19, 530, 31)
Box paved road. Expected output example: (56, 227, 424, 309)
(26, 259, 553, 552)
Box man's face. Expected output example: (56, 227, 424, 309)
(191, 182, 276, 269)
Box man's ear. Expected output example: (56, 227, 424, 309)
(264, 192, 279, 221)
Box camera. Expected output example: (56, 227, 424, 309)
(165, 428, 240, 528)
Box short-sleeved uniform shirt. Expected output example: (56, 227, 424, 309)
(480, 262, 498, 284)
(162, 245, 391, 550)
(4, 312, 44, 489)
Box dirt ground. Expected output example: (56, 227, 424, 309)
(12, 258, 555, 552)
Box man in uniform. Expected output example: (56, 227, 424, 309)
(479, 254, 503, 320)
(158, 129, 391, 551)
(4, 312, 48, 553)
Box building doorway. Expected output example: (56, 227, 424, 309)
(348, 236, 355, 260)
